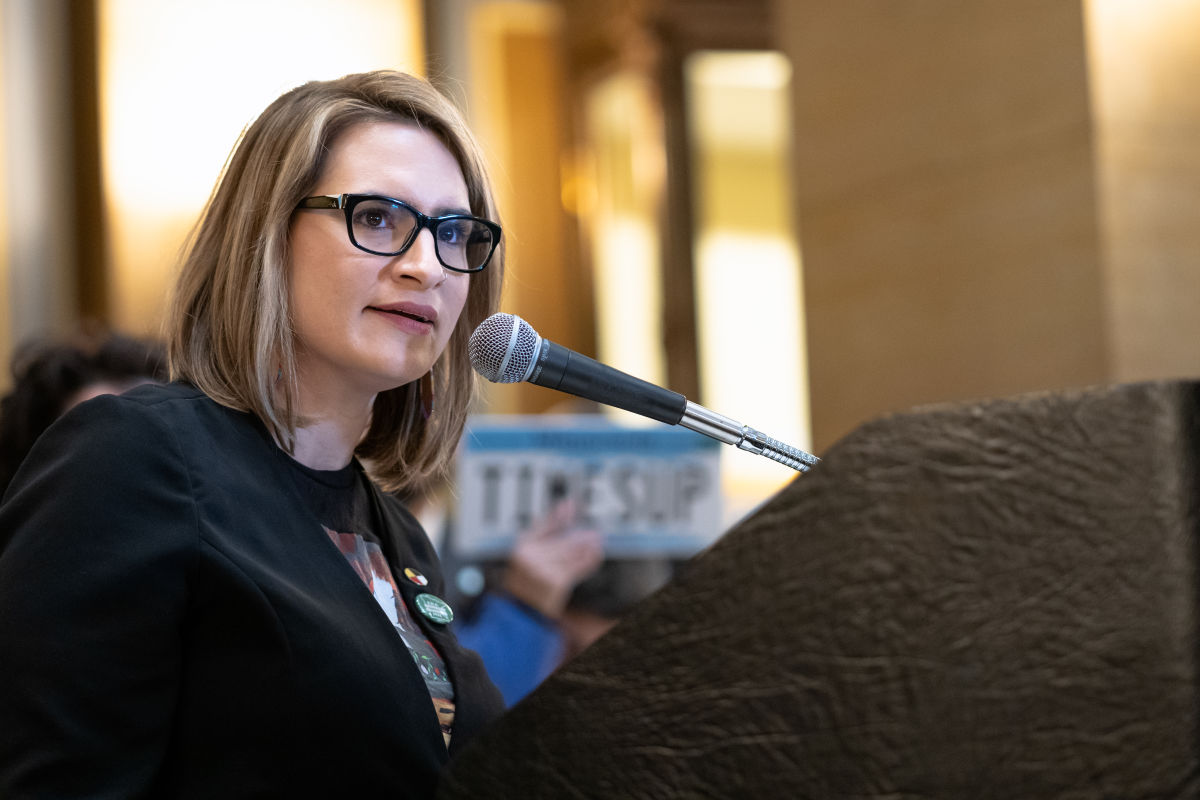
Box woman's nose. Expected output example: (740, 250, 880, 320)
(390, 227, 445, 286)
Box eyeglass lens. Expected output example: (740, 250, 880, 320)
(350, 197, 495, 271)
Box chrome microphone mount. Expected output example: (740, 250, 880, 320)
(679, 402, 820, 473)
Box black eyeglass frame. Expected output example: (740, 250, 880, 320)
(296, 193, 502, 273)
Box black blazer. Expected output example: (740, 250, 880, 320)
(0, 382, 504, 798)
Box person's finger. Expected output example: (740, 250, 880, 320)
(523, 497, 577, 540)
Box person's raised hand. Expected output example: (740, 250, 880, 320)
(501, 499, 604, 620)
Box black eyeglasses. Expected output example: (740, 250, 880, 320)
(297, 193, 501, 273)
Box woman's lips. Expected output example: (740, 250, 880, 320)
(368, 302, 437, 333)
(370, 301, 437, 323)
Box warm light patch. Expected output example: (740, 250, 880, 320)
(686, 50, 810, 521)
(583, 72, 667, 391)
(98, 0, 424, 331)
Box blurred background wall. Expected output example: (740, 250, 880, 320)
(2, 0, 1199, 501)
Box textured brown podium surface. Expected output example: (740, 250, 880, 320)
(439, 381, 1200, 798)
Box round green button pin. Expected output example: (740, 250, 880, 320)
(414, 592, 454, 625)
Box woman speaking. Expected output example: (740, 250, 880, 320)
(0, 70, 507, 797)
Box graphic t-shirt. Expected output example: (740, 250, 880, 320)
(286, 457, 456, 748)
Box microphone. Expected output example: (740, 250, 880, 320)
(468, 313, 820, 473)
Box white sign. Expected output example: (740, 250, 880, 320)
(454, 415, 723, 557)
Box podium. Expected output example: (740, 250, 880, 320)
(439, 381, 1200, 798)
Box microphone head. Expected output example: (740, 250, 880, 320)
(468, 313, 541, 383)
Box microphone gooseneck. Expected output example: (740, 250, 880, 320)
(468, 313, 820, 473)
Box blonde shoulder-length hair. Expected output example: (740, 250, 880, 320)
(166, 70, 504, 494)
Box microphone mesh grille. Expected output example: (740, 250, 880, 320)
(468, 313, 540, 383)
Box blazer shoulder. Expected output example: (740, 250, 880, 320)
(89, 382, 269, 450)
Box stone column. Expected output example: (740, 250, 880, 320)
(0, 0, 79, 364)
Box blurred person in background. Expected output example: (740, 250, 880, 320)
(448, 524, 680, 705)
(453, 497, 605, 705)
(0, 70, 508, 798)
(0, 330, 167, 497)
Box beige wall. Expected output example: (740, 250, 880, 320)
(776, 0, 1113, 451)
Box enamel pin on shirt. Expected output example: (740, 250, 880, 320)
(404, 567, 429, 586)
(414, 593, 454, 625)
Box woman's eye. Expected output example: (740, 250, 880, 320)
(353, 204, 396, 229)
(438, 221, 469, 247)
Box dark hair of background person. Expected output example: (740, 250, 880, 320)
(0, 331, 167, 496)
